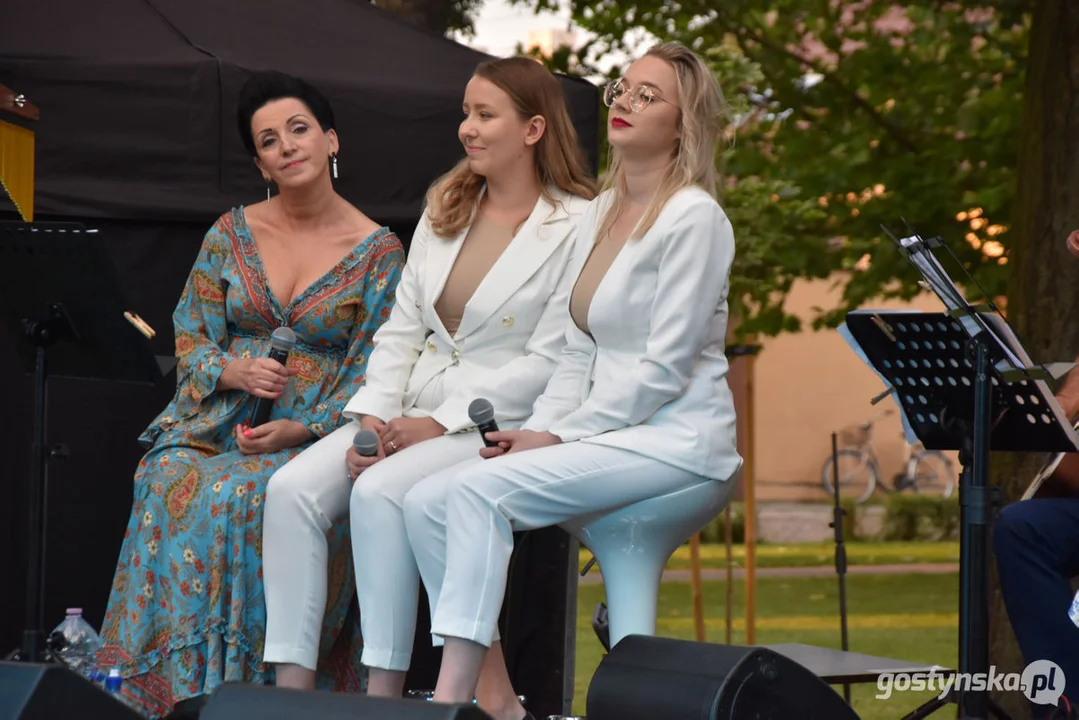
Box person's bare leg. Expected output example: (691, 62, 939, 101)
(274, 664, 315, 690)
(433, 637, 487, 705)
(474, 643, 527, 720)
(366, 667, 408, 697)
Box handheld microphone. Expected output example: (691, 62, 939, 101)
(353, 428, 380, 457)
(468, 398, 500, 448)
(250, 326, 297, 427)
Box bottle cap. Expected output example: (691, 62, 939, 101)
(65, 608, 82, 615)
(105, 668, 123, 692)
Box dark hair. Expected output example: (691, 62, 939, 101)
(236, 71, 336, 156)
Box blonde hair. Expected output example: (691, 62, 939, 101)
(425, 57, 598, 238)
(596, 42, 728, 243)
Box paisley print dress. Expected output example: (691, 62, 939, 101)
(96, 208, 405, 717)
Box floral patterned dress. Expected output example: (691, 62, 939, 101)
(96, 208, 405, 717)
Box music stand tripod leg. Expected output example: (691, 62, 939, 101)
(902, 689, 1016, 720)
(988, 697, 1016, 719)
(829, 431, 852, 705)
(958, 334, 1000, 719)
(901, 689, 953, 720)
(934, 336, 1013, 720)
(21, 342, 47, 663)
(0, 223, 171, 663)
(11, 305, 77, 663)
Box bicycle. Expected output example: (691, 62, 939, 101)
(820, 408, 956, 503)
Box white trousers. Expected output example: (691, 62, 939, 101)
(261, 420, 487, 671)
(262, 421, 355, 670)
(347, 433, 485, 671)
(402, 442, 719, 648)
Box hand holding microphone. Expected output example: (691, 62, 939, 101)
(353, 429, 380, 456)
(346, 427, 382, 480)
(468, 398, 501, 448)
(249, 327, 298, 427)
(469, 397, 563, 458)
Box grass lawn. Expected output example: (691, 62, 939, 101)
(572, 572, 959, 719)
(579, 540, 960, 572)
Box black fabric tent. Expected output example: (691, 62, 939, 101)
(0, 0, 599, 714)
(0, 0, 599, 223)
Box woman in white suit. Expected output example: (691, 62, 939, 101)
(259, 55, 596, 712)
(401, 42, 742, 720)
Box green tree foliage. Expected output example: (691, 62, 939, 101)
(514, 0, 1031, 338)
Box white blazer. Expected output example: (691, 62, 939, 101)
(522, 186, 743, 482)
(344, 188, 591, 433)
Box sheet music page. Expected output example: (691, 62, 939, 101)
(898, 236, 967, 310)
(898, 236, 1026, 373)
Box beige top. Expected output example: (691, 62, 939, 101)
(435, 214, 516, 336)
(570, 235, 629, 335)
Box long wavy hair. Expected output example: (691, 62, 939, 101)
(425, 57, 597, 238)
(596, 42, 728, 243)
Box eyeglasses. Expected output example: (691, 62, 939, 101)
(603, 78, 676, 113)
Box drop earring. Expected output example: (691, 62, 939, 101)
(331, 154, 338, 179)
(264, 176, 271, 202)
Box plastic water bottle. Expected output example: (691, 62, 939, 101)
(51, 608, 101, 678)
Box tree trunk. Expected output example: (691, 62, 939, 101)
(371, 0, 451, 35)
(989, 1, 1079, 714)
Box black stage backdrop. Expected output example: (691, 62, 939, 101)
(0, 0, 600, 714)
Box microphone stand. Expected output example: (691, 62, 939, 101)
(829, 431, 852, 705)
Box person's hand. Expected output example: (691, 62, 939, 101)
(221, 357, 297, 398)
(380, 417, 446, 455)
(478, 430, 562, 459)
(1056, 393, 1079, 423)
(235, 420, 312, 454)
(346, 416, 387, 480)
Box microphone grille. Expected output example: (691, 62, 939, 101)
(353, 429, 380, 456)
(270, 326, 297, 351)
(468, 398, 495, 425)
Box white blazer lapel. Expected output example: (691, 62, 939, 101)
(424, 224, 468, 345)
(453, 192, 572, 339)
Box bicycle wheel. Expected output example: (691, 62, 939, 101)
(909, 451, 956, 498)
(821, 449, 878, 504)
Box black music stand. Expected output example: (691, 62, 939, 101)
(0, 222, 173, 664)
(845, 308, 1079, 720)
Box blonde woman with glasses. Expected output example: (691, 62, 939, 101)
(399, 42, 743, 720)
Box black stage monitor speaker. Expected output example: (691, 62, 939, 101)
(0, 661, 142, 719)
(200, 683, 494, 719)
(587, 636, 861, 720)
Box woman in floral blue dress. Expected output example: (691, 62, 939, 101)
(96, 71, 405, 718)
